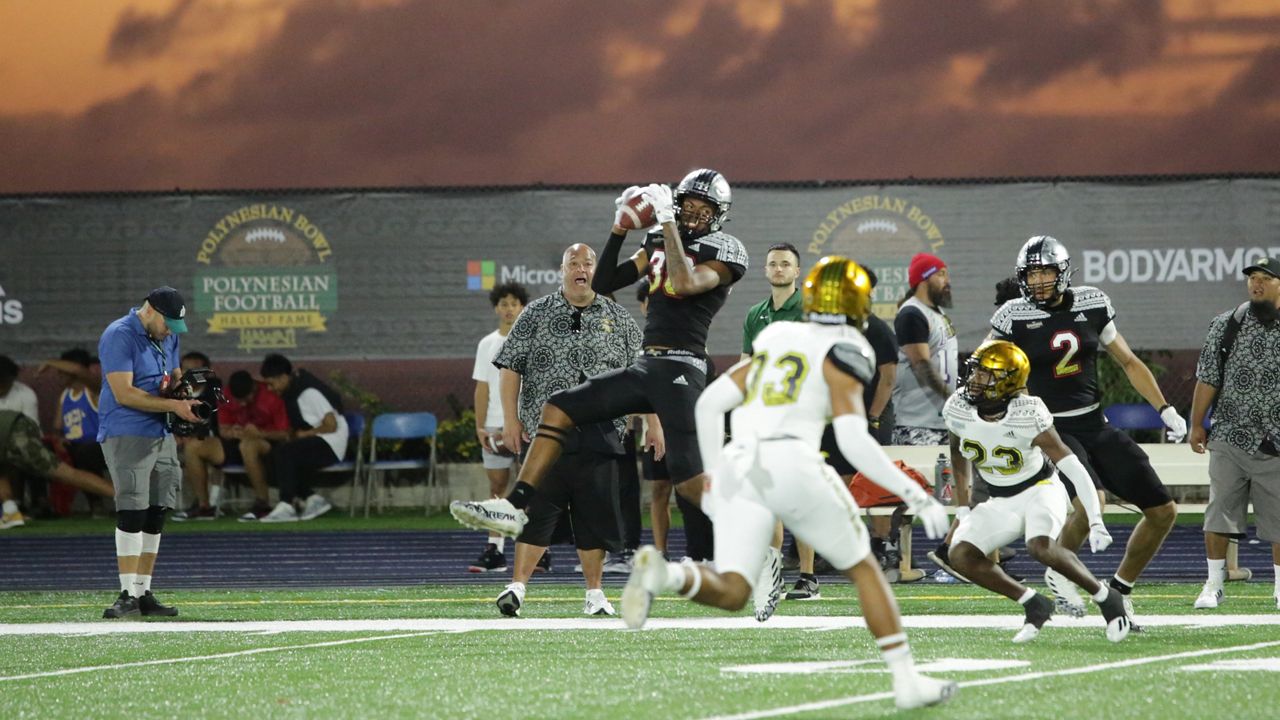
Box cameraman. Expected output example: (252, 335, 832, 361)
(96, 286, 202, 619)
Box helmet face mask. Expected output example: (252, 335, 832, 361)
(802, 256, 872, 331)
(963, 341, 1030, 414)
(1016, 235, 1071, 308)
(674, 169, 731, 239)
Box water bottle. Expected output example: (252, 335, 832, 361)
(933, 453, 953, 504)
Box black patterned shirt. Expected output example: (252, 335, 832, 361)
(1195, 306, 1280, 454)
(494, 290, 642, 438)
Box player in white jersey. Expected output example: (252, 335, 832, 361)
(622, 256, 956, 711)
(944, 340, 1131, 643)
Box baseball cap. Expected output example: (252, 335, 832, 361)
(145, 286, 188, 334)
(1242, 256, 1280, 280)
(908, 253, 947, 287)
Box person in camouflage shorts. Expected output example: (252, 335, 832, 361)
(0, 410, 114, 528)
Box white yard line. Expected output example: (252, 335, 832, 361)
(0, 631, 439, 683)
(0, 613, 1277, 636)
(700, 639, 1280, 720)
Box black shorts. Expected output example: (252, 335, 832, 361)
(517, 449, 623, 552)
(641, 447, 670, 481)
(66, 441, 107, 475)
(549, 354, 707, 484)
(1056, 411, 1172, 510)
(218, 437, 246, 467)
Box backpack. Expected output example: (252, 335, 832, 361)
(848, 460, 932, 507)
(1216, 302, 1250, 388)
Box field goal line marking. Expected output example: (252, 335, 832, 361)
(701, 639, 1280, 720)
(0, 631, 442, 683)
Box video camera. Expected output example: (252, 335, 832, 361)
(164, 366, 225, 437)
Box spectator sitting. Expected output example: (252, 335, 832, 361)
(1, 409, 115, 528)
(177, 370, 288, 522)
(258, 354, 348, 522)
(38, 348, 110, 517)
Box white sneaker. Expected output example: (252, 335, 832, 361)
(584, 589, 616, 616)
(894, 674, 958, 710)
(1121, 593, 1143, 633)
(259, 501, 299, 523)
(602, 552, 633, 574)
(496, 582, 525, 617)
(753, 547, 783, 622)
(1044, 568, 1088, 618)
(1194, 583, 1223, 609)
(622, 545, 670, 630)
(299, 494, 333, 521)
(0, 511, 27, 529)
(450, 498, 527, 537)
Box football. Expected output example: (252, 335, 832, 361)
(617, 192, 657, 230)
(487, 435, 517, 457)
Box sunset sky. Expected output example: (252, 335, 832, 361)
(1, 0, 1278, 193)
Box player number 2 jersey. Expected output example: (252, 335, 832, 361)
(730, 321, 876, 448)
(943, 393, 1053, 487)
(989, 287, 1117, 415)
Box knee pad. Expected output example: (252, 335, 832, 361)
(142, 505, 168, 534)
(115, 509, 147, 533)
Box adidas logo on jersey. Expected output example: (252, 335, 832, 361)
(1004, 431, 1017, 438)
(687, 244, 701, 252)
(673, 375, 689, 386)
(1075, 312, 1088, 322)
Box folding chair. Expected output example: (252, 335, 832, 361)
(361, 412, 438, 517)
(1103, 403, 1166, 442)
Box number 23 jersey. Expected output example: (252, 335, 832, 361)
(729, 321, 876, 448)
(943, 393, 1053, 487)
(989, 287, 1117, 415)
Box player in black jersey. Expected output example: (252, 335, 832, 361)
(990, 235, 1188, 624)
(451, 169, 748, 538)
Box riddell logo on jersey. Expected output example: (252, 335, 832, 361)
(467, 261, 563, 290)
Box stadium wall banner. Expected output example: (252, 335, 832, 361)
(1, 178, 1277, 361)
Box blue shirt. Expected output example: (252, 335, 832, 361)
(97, 308, 179, 440)
(59, 388, 100, 444)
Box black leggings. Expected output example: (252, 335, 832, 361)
(271, 436, 338, 503)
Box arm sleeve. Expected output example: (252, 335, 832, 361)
(1056, 454, 1103, 525)
(832, 414, 929, 505)
(592, 232, 641, 294)
(894, 306, 930, 345)
(694, 374, 744, 473)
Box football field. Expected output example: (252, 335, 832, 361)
(3, 583, 1278, 719)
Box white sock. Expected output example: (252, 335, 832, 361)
(1091, 585, 1110, 603)
(2, 500, 18, 515)
(1207, 558, 1226, 587)
(209, 484, 222, 508)
(491, 535, 505, 553)
(132, 576, 147, 597)
(1017, 588, 1036, 605)
(119, 573, 136, 594)
(140, 574, 153, 592)
(880, 638, 917, 686)
(115, 529, 142, 595)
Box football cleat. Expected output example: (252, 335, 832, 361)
(622, 545, 669, 630)
(1121, 593, 1144, 633)
(1098, 590, 1131, 642)
(753, 547, 784, 622)
(450, 498, 527, 537)
(103, 591, 140, 619)
(467, 544, 508, 573)
(925, 543, 972, 584)
(138, 591, 178, 617)
(1011, 593, 1055, 644)
(895, 675, 959, 711)
(496, 582, 526, 617)
(583, 589, 616, 617)
(1044, 568, 1088, 618)
(784, 576, 821, 601)
(1193, 583, 1223, 609)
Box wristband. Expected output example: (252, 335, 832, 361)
(1158, 403, 1173, 413)
(868, 416, 881, 429)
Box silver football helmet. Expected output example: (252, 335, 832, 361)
(674, 168, 731, 237)
(1016, 235, 1072, 307)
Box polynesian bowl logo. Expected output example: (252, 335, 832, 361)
(194, 204, 338, 351)
(807, 194, 946, 319)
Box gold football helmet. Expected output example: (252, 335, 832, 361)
(964, 340, 1030, 411)
(802, 256, 873, 330)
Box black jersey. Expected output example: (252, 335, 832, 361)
(640, 230, 748, 354)
(989, 286, 1117, 415)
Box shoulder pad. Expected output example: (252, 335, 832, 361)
(828, 340, 875, 386)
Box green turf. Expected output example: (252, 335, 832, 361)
(4, 583, 1280, 719)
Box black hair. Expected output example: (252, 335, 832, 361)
(994, 276, 1021, 306)
(766, 243, 801, 264)
(182, 351, 211, 367)
(634, 282, 649, 303)
(260, 353, 293, 378)
(228, 370, 255, 399)
(489, 282, 529, 307)
(60, 348, 93, 367)
(864, 267, 879, 290)
(0, 355, 17, 382)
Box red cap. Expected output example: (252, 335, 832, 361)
(908, 253, 946, 287)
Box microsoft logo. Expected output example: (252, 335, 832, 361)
(467, 260, 496, 290)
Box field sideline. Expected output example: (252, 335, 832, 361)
(3, 583, 1278, 719)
